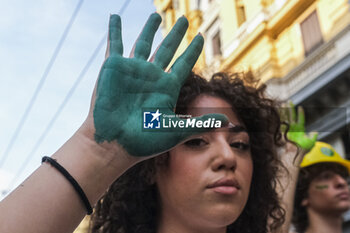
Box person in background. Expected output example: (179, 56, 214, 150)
(278, 103, 350, 233)
(292, 141, 350, 233)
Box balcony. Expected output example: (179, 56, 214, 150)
(266, 24, 350, 101)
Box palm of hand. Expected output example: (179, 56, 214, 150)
(92, 14, 226, 157)
(94, 56, 181, 156)
(286, 104, 317, 150)
(287, 122, 316, 150)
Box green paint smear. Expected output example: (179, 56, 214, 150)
(315, 185, 329, 190)
(286, 102, 317, 150)
(93, 14, 227, 157)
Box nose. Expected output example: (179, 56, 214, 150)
(334, 174, 348, 189)
(211, 139, 237, 171)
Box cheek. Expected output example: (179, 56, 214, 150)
(245, 157, 253, 177)
(155, 154, 208, 217)
(309, 185, 332, 202)
(166, 152, 204, 187)
(243, 161, 253, 202)
(156, 151, 204, 196)
(238, 155, 253, 188)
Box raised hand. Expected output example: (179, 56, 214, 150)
(284, 102, 317, 150)
(91, 13, 227, 157)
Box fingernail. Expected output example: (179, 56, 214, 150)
(180, 15, 188, 20)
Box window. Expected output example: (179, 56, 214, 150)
(173, 0, 179, 11)
(190, 0, 201, 10)
(205, 18, 221, 63)
(212, 31, 222, 56)
(235, 0, 246, 27)
(300, 10, 323, 56)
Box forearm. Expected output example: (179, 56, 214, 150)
(279, 143, 306, 233)
(0, 124, 133, 233)
(0, 12, 204, 233)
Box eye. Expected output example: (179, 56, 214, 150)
(184, 138, 208, 147)
(346, 177, 350, 185)
(230, 142, 250, 151)
(318, 171, 334, 180)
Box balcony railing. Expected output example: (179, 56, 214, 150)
(266, 24, 350, 100)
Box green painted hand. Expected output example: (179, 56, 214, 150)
(92, 13, 227, 157)
(285, 102, 317, 150)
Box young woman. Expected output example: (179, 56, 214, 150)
(90, 72, 286, 233)
(0, 13, 285, 233)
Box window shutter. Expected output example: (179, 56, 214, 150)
(300, 10, 323, 56)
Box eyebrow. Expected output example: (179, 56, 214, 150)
(227, 123, 247, 133)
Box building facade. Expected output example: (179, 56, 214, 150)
(74, 1, 350, 231)
(154, 0, 350, 162)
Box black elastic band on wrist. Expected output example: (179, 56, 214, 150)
(41, 156, 93, 215)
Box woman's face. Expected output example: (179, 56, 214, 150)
(156, 95, 253, 232)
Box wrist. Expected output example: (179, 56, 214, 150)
(51, 123, 137, 205)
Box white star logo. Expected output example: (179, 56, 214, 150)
(150, 109, 162, 122)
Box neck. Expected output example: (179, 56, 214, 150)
(305, 208, 343, 233)
(157, 210, 227, 233)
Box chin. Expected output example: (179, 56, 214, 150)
(333, 202, 350, 213)
(340, 204, 350, 212)
(204, 206, 242, 227)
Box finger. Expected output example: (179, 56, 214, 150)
(279, 106, 287, 123)
(297, 106, 305, 126)
(288, 101, 296, 123)
(285, 106, 291, 124)
(108, 14, 123, 56)
(170, 33, 204, 84)
(152, 16, 189, 69)
(308, 132, 318, 142)
(301, 133, 317, 150)
(131, 13, 161, 60)
(280, 122, 287, 134)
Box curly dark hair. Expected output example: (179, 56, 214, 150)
(292, 162, 349, 233)
(90, 72, 286, 233)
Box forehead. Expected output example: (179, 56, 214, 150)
(320, 167, 348, 176)
(186, 94, 241, 126)
(309, 163, 350, 181)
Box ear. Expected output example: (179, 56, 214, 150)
(301, 197, 309, 207)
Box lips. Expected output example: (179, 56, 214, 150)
(207, 177, 241, 195)
(336, 191, 350, 200)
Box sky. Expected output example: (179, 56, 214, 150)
(0, 0, 163, 198)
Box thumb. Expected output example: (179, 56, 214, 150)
(307, 132, 318, 146)
(299, 132, 317, 151)
(309, 131, 318, 141)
